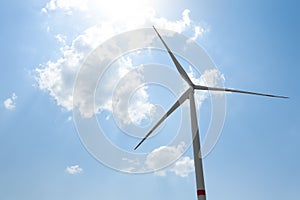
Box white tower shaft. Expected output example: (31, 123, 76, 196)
(189, 90, 206, 200)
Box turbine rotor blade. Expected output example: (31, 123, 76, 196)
(153, 26, 194, 86)
(194, 85, 288, 99)
(134, 88, 191, 150)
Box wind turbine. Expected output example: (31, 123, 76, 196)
(134, 26, 288, 200)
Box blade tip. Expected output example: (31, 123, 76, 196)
(277, 95, 289, 99)
(134, 144, 140, 150)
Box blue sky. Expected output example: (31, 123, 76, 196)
(1, 0, 299, 200)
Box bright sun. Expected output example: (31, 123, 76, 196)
(91, 0, 152, 20)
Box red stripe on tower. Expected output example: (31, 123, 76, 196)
(197, 189, 206, 196)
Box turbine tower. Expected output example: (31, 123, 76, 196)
(134, 26, 288, 200)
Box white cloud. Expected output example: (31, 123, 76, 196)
(121, 142, 195, 177)
(66, 116, 72, 122)
(145, 142, 194, 177)
(65, 165, 83, 174)
(43, 0, 88, 14)
(169, 156, 194, 177)
(36, 5, 205, 123)
(199, 69, 225, 87)
(55, 34, 67, 45)
(188, 26, 206, 42)
(146, 142, 185, 171)
(3, 93, 17, 110)
(111, 60, 156, 125)
(41, 7, 48, 14)
(149, 9, 191, 33)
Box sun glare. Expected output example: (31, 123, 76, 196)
(91, 0, 152, 20)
